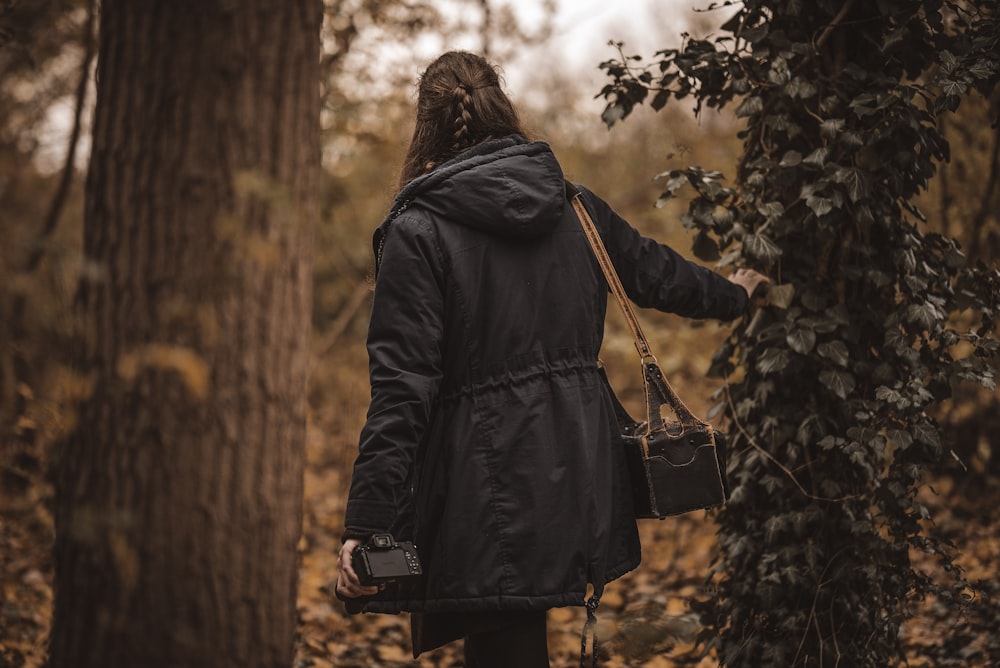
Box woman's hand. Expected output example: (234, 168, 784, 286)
(729, 268, 770, 299)
(336, 539, 380, 599)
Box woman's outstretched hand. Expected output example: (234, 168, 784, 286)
(336, 539, 380, 599)
(729, 268, 770, 299)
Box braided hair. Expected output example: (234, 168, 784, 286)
(451, 83, 474, 152)
(399, 51, 529, 189)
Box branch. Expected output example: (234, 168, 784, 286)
(937, 115, 953, 239)
(792, 550, 844, 664)
(313, 280, 372, 363)
(28, 0, 96, 273)
(814, 0, 858, 52)
(969, 119, 1000, 260)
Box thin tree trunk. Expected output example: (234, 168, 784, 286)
(49, 1, 320, 667)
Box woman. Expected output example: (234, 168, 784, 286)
(336, 51, 767, 666)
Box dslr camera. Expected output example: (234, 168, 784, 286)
(352, 533, 422, 586)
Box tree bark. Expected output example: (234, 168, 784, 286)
(49, 1, 320, 667)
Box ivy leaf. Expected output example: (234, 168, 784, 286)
(817, 340, 849, 367)
(905, 302, 941, 331)
(707, 401, 726, 420)
(875, 385, 906, 408)
(887, 428, 914, 450)
(693, 231, 721, 261)
(786, 76, 817, 99)
(799, 315, 838, 334)
(806, 194, 834, 216)
(757, 347, 792, 375)
(939, 50, 958, 76)
(835, 167, 870, 202)
(736, 95, 764, 118)
(653, 171, 689, 207)
(787, 327, 816, 355)
(884, 326, 909, 355)
(913, 420, 942, 450)
(712, 205, 735, 225)
(820, 118, 845, 139)
(601, 103, 626, 128)
(797, 414, 821, 444)
(757, 201, 785, 221)
(820, 369, 855, 400)
(765, 283, 795, 309)
(800, 290, 827, 312)
(819, 435, 845, 450)
(968, 60, 997, 80)
(742, 23, 769, 43)
(940, 79, 968, 97)
(849, 93, 877, 118)
(760, 474, 782, 494)
(803, 147, 829, 167)
(779, 150, 802, 167)
(743, 233, 782, 263)
(651, 89, 671, 111)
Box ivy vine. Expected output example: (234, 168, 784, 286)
(599, 1, 999, 665)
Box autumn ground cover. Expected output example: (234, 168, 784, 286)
(291, 435, 1000, 668)
(2, 341, 999, 667)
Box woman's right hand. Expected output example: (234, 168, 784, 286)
(336, 539, 380, 599)
(728, 267, 770, 299)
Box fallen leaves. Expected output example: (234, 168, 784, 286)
(3, 410, 999, 667)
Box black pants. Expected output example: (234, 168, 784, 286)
(463, 610, 549, 668)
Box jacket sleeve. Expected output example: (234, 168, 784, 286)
(578, 186, 749, 321)
(344, 214, 444, 535)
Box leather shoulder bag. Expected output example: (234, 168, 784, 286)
(569, 186, 730, 518)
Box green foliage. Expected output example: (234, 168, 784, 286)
(600, 1, 999, 665)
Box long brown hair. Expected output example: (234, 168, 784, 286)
(398, 51, 529, 189)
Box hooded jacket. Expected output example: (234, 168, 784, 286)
(344, 135, 748, 614)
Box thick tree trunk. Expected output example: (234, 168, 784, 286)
(49, 1, 320, 667)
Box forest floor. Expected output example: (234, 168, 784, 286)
(2, 426, 999, 668)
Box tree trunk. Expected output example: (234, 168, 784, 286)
(49, 1, 320, 666)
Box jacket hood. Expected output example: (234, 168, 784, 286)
(374, 136, 567, 259)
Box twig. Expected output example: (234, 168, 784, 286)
(830, 604, 842, 667)
(28, 0, 96, 272)
(792, 551, 844, 666)
(814, 0, 858, 53)
(314, 280, 372, 362)
(722, 377, 861, 503)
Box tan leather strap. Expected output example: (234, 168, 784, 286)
(570, 190, 702, 428)
(569, 195, 654, 360)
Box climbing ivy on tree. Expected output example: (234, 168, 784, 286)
(599, 1, 999, 665)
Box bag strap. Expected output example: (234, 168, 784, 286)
(568, 185, 703, 429)
(568, 189, 652, 361)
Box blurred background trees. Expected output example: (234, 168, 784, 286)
(0, 0, 997, 666)
(1, 0, 92, 497)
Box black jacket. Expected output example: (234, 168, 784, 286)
(344, 136, 748, 614)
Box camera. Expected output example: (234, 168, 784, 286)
(352, 533, 422, 586)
